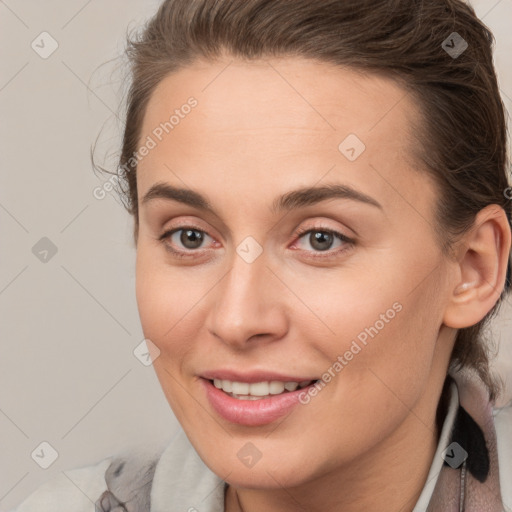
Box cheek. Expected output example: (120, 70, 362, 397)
(293, 254, 442, 406)
(135, 248, 204, 421)
(287, 255, 432, 358)
(135, 247, 200, 358)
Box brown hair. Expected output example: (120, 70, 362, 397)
(103, 0, 511, 401)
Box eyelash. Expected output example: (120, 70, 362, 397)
(158, 224, 355, 260)
(293, 225, 355, 259)
(158, 224, 214, 260)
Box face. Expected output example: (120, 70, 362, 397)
(135, 56, 456, 488)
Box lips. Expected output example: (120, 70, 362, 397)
(199, 371, 319, 426)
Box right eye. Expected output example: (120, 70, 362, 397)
(159, 226, 217, 259)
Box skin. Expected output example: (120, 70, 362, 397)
(134, 56, 510, 512)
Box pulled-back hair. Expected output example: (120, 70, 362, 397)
(106, 0, 511, 401)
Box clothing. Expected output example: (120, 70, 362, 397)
(10, 368, 512, 512)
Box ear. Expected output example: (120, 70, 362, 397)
(443, 204, 511, 329)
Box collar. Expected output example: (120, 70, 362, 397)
(150, 428, 224, 512)
(412, 379, 459, 511)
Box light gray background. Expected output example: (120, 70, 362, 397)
(1, 0, 511, 510)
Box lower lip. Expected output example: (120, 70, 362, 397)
(201, 378, 314, 426)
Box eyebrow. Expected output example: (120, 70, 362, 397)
(141, 181, 382, 214)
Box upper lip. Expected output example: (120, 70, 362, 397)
(200, 369, 318, 383)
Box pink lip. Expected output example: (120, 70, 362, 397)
(200, 369, 316, 383)
(200, 378, 317, 426)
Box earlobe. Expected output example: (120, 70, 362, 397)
(443, 205, 511, 329)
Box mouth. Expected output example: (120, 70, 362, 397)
(200, 376, 320, 426)
(209, 378, 318, 400)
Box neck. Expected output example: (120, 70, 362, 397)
(226, 375, 451, 512)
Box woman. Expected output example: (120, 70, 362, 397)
(11, 0, 512, 511)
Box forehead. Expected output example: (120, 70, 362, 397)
(143, 57, 416, 137)
(137, 56, 434, 221)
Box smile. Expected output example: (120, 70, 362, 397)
(212, 379, 315, 400)
(201, 377, 320, 426)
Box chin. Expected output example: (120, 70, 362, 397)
(194, 441, 320, 489)
(224, 463, 313, 490)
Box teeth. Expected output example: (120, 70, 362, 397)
(212, 379, 313, 398)
(222, 379, 233, 392)
(232, 382, 250, 395)
(284, 381, 299, 391)
(269, 381, 285, 394)
(249, 381, 270, 396)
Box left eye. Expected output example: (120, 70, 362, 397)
(294, 228, 352, 253)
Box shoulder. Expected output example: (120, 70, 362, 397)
(493, 404, 512, 505)
(9, 456, 112, 512)
(10, 440, 168, 512)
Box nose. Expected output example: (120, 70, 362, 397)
(205, 248, 288, 350)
